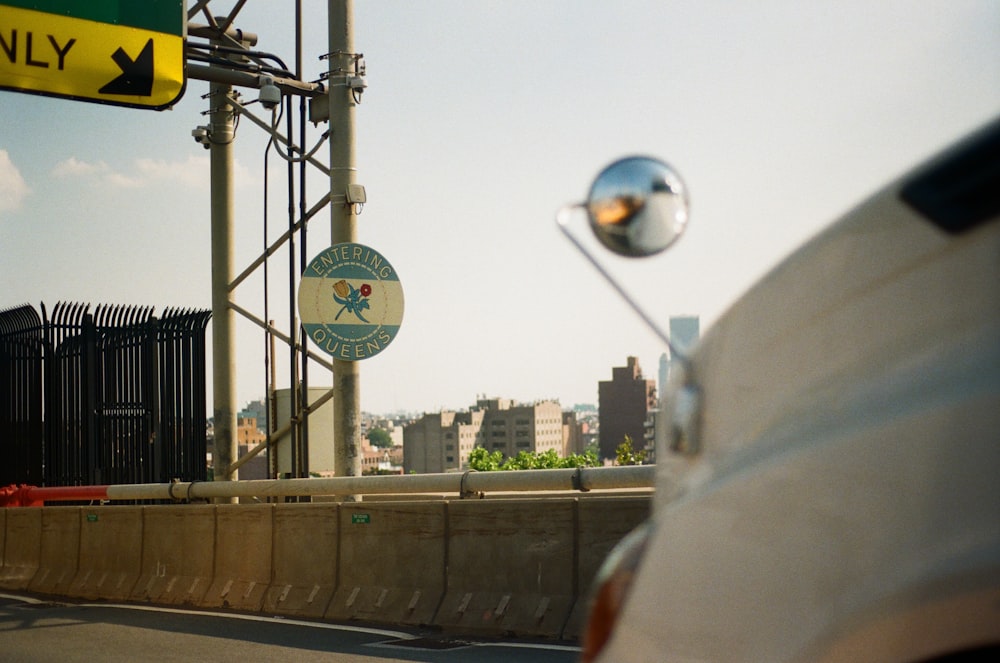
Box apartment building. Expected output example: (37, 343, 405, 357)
(480, 398, 564, 458)
(403, 408, 486, 474)
(402, 398, 568, 474)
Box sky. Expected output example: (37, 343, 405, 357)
(2, 1, 999, 416)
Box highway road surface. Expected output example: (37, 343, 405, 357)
(0, 593, 580, 663)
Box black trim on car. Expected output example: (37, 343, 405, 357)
(900, 116, 1000, 234)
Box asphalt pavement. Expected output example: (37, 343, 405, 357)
(0, 593, 580, 663)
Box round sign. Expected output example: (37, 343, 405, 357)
(298, 243, 404, 360)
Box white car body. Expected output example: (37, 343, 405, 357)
(594, 119, 1000, 661)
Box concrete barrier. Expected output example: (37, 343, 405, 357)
(435, 498, 577, 638)
(326, 501, 447, 626)
(563, 495, 651, 640)
(2, 493, 646, 643)
(67, 506, 143, 600)
(131, 505, 216, 606)
(263, 503, 339, 618)
(200, 503, 272, 612)
(0, 508, 41, 591)
(28, 507, 81, 596)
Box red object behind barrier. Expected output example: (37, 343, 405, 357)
(0, 484, 111, 507)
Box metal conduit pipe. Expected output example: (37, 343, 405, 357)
(186, 64, 324, 97)
(1, 465, 655, 506)
(187, 24, 258, 46)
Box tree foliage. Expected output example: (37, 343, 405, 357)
(467, 446, 600, 471)
(615, 435, 647, 466)
(366, 427, 394, 448)
(468, 447, 504, 471)
(561, 450, 602, 468)
(363, 467, 398, 476)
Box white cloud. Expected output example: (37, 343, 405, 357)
(132, 154, 257, 189)
(50, 154, 222, 190)
(134, 155, 210, 189)
(52, 156, 110, 178)
(103, 171, 145, 188)
(0, 150, 31, 213)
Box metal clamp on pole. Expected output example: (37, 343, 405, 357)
(459, 470, 483, 499)
(572, 467, 590, 492)
(186, 481, 204, 503)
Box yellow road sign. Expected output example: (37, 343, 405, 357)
(0, 2, 185, 110)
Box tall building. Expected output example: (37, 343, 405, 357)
(235, 413, 268, 480)
(562, 410, 584, 456)
(659, 352, 670, 407)
(236, 413, 265, 448)
(598, 356, 657, 461)
(243, 399, 269, 432)
(661, 315, 701, 392)
(402, 397, 568, 473)
(669, 316, 700, 356)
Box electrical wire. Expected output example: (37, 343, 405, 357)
(267, 111, 329, 164)
(186, 41, 292, 76)
(262, 119, 272, 478)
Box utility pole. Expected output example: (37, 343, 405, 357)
(328, 0, 362, 486)
(210, 56, 238, 491)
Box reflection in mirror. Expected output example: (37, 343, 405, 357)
(586, 156, 689, 257)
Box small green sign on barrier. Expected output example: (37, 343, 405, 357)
(351, 513, 370, 524)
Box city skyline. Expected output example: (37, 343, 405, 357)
(3, 1, 998, 415)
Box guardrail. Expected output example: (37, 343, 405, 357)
(1, 465, 655, 506)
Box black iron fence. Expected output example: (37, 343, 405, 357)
(0, 302, 211, 487)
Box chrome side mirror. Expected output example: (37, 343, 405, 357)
(557, 155, 700, 455)
(587, 156, 689, 257)
(556, 156, 690, 358)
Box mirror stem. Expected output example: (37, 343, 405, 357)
(556, 204, 690, 370)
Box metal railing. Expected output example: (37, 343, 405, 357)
(2, 464, 655, 506)
(0, 303, 211, 488)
